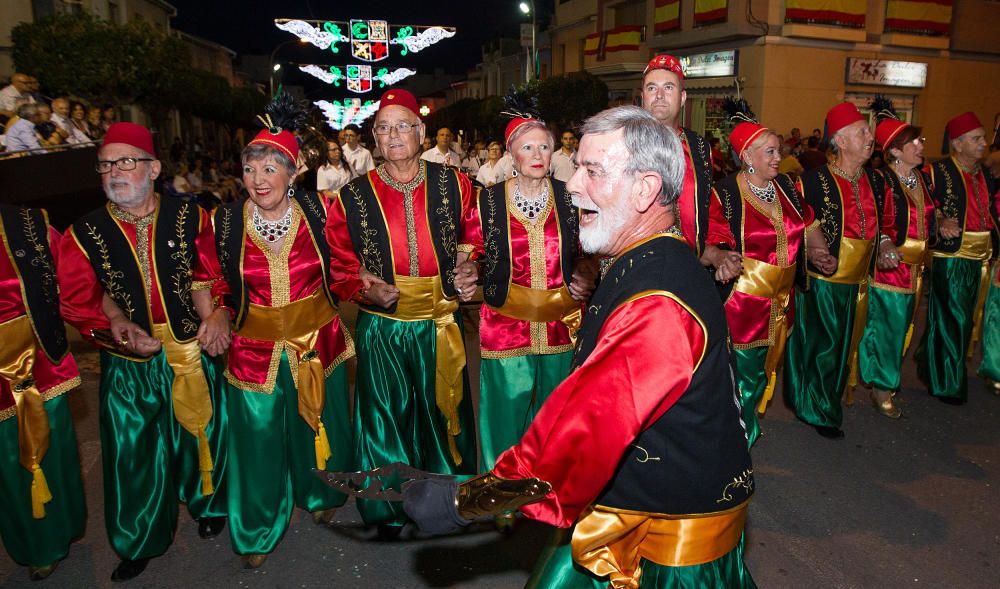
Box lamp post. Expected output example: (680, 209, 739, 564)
(519, 1, 536, 82)
(269, 39, 304, 96)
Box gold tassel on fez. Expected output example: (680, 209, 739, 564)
(31, 462, 52, 519)
(315, 419, 332, 470)
(198, 426, 214, 496)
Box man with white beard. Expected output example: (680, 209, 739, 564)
(402, 106, 756, 588)
(57, 123, 230, 581)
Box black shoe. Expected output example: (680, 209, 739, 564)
(111, 558, 149, 582)
(198, 516, 226, 539)
(376, 523, 403, 541)
(814, 425, 845, 439)
(936, 396, 964, 406)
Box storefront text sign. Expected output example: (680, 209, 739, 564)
(846, 58, 927, 88)
(681, 51, 737, 78)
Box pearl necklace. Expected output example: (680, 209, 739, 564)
(513, 180, 550, 220)
(252, 201, 293, 243)
(744, 173, 776, 204)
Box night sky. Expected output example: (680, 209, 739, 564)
(168, 0, 546, 75)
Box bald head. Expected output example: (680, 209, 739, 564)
(10, 73, 30, 92)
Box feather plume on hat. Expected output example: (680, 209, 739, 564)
(870, 95, 899, 123)
(722, 97, 758, 125)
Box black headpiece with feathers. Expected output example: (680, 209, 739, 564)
(500, 86, 541, 121)
(257, 90, 310, 134)
(722, 97, 757, 125)
(870, 95, 899, 123)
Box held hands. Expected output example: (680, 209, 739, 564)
(197, 308, 232, 357)
(938, 217, 961, 240)
(359, 267, 400, 309)
(108, 314, 162, 357)
(876, 239, 901, 271)
(452, 260, 479, 302)
(701, 245, 743, 283)
(807, 245, 838, 276)
(568, 256, 598, 301)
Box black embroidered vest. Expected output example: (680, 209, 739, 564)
(882, 168, 936, 247)
(573, 235, 753, 515)
(0, 205, 69, 363)
(214, 190, 335, 329)
(339, 161, 463, 314)
(682, 128, 716, 256)
(714, 172, 808, 296)
(928, 158, 999, 255)
(478, 179, 579, 307)
(72, 197, 201, 341)
(799, 164, 885, 274)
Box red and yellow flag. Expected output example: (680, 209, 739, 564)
(695, 0, 728, 25)
(785, 0, 867, 28)
(885, 0, 952, 36)
(604, 26, 643, 52)
(584, 32, 601, 56)
(654, 0, 680, 33)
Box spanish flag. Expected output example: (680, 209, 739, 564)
(695, 0, 728, 25)
(785, 0, 867, 28)
(885, 0, 952, 36)
(654, 0, 680, 34)
(584, 32, 601, 56)
(604, 26, 643, 52)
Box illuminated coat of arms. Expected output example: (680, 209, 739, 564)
(351, 20, 390, 62)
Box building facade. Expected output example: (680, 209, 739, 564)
(547, 0, 1000, 156)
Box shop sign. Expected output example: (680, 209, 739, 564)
(680, 50, 737, 78)
(846, 58, 927, 88)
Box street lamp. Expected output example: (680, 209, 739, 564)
(269, 39, 305, 96)
(519, 1, 536, 82)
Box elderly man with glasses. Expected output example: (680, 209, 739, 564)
(325, 89, 478, 539)
(57, 123, 230, 581)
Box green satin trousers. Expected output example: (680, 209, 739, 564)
(858, 286, 915, 392)
(226, 353, 351, 555)
(732, 347, 768, 448)
(977, 275, 1000, 382)
(916, 257, 982, 399)
(98, 350, 227, 560)
(526, 527, 756, 588)
(478, 352, 572, 469)
(0, 394, 85, 567)
(783, 280, 859, 428)
(353, 311, 476, 527)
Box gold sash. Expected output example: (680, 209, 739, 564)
(734, 258, 797, 415)
(897, 237, 928, 266)
(150, 323, 216, 495)
(571, 502, 748, 589)
(896, 237, 929, 354)
(0, 315, 53, 518)
(369, 275, 466, 466)
(812, 237, 875, 285)
(491, 283, 582, 339)
(932, 231, 993, 261)
(237, 288, 338, 469)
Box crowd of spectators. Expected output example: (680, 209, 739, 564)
(0, 72, 117, 156)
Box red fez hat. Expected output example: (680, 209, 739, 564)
(249, 127, 298, 164)
(643, 54, 685, 83)
(825, 102, 865, 140)
(729, 122, 769, 158)
(102, 122, 156, 157)
(945, 111, 983, 146)
(504, 117, 539, 149)
(378, 89, 419, 117)
(874, 119, 909, 151)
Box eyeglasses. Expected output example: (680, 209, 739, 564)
(373, 121, 419, 135)
(911, 137, 926, 145)
(95, 157, 154, 173)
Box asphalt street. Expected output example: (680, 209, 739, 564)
(1, 303, 998, 588)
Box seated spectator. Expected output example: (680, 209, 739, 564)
(173, 161, 194, 193)
(86, 106, 105, 140)
(100, 105, 117, 134)
(0, 73, 35, 122)
(34, 103, 65, 148)
(777, 142, 804, 180)
(68, 101, 96, 141)
(316, 140, 354, 193)
(51, 97, 90, 145)
(5, 102, 44, 154)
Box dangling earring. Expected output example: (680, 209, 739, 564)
(747, 164, 755, 175)
(511, 168, 518, 177)
(287, 186, 294, 197)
